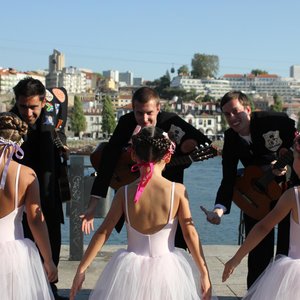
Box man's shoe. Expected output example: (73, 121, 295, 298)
(51, 283, 69, 300)
(53, 291, 69, 300)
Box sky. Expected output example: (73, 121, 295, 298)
(1, 0, 300, 81)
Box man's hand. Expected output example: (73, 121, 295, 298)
(271, 160, 287, 177)
(80, 195, 100, 234)
(200, 206, 223, 225)
(80, 208, 95, 235)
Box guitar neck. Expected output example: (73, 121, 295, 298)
(168, 154, 193, 167)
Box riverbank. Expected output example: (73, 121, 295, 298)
(57, 244, 247, 299)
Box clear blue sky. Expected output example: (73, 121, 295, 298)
(1, 0, 300, 81)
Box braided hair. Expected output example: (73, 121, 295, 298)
(131, 126, 173, 162)
(0, 112, 28, 144)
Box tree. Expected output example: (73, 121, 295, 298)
(102, 95, 116, 135)
(191, 53, 219, 79)
(270, 93, 283, 112)
(154, 71, 171, 96)
(70, 95, 87, 137)
(177, 65, 189, 76)
(251, 69, 268, 76)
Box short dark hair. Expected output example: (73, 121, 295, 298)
(13, 77, 46, 101)
(132, 87, 160, 107)
(220, 91, 250, 110)
(131, 126, 172, 162)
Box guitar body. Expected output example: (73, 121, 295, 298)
(90, 141, 218, 190)
(233, 166, 282, 220)
(90, 142, 139, 190)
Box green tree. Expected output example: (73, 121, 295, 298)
(246, 94, 255, 111)
(163, 101, 173, 112)
(191, 53, 219, 79)
(70, 95, 87, 137)
(154, 71, 171, 96)
(102, 96, 116, 135)
(251, 69, 268, 76)
(270, 93, 283, 112)
(177, 65, 189, 76)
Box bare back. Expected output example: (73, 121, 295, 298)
(0, 159, 37, 218)
(124, 174, 183, 235)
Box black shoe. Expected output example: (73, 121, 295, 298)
(52, 291, 69, 300)
(51, 283, 69, 300)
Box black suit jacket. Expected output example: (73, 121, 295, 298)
(215, 111, 296, 213)
(11, 87, 68, 222)
(91, 111, 211, 197)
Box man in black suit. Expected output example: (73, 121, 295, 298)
(202, 91, 296, 288)
(81, 86, 212, 249)
(11, 77, 69, 300)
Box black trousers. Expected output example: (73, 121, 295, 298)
(244, 210, 290, 288)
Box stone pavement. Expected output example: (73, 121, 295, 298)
(57, 245, 247, 299)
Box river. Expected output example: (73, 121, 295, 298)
(61, 156, 242, 245)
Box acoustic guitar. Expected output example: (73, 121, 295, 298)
(90, 142, 218, 190)
(232, 150, 293, 220)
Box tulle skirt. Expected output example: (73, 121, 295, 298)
(243, 255, 300, 300)
(89, 248, 204, 300)
(0, 238, 54, 300)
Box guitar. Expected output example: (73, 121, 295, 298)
(90, 142, 218, 190)
(232, 150, 293, 220)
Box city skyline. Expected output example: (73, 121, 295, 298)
(1, 0, 300, 81)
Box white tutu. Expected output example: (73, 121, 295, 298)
(89, 247, 201, 300)
(243, 255, 300, 300)
(0, 238, 54, 300)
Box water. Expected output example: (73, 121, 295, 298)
(62, 156, 242, 245)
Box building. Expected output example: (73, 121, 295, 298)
(103, 70, 119, 82)
(48, 49, 65, 73)
(290, 65, 300, 80)
(119, 71, 133, 86)
(0, 68, 45, 95)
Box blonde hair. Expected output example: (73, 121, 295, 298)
(0, 112, 28, 144)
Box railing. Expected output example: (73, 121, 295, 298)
(68, 155, 113, 260)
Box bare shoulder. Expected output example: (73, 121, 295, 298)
(19, 164, 37, 185)
(280, 187, 297, 202)
(174, 182, 188, 199)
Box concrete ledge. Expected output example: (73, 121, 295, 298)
(57, 245, 247, 300)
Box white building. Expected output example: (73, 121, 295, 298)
(0, 68, 46, 94)
(103, 70, 119, 82)
(170, 76, 231, 99)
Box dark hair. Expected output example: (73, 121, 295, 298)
(131, 126, 172, 162)
(220, 91, 250, 110)
(13, 77, 46, 101)
(132, 87, 160, 107)
(0, 112, 28, 143)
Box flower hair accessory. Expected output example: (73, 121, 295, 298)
(0, 137, 24, 189)
(162, 131, 176, 154)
